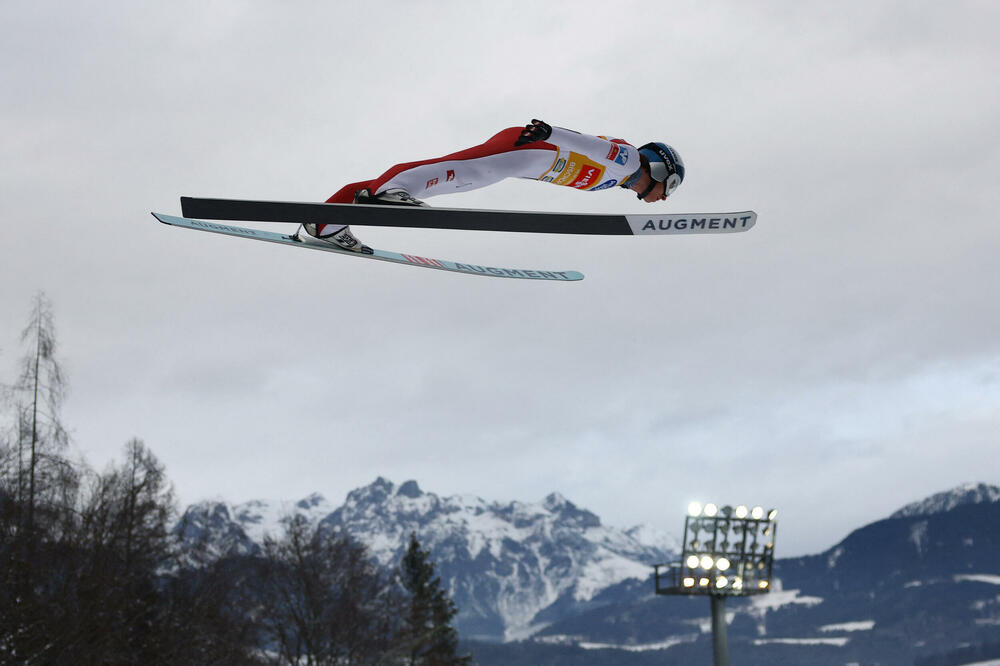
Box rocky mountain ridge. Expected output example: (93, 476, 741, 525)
(175, 477, 679, 640)
(174, 479, 1000, 654)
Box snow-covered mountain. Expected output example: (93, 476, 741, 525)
(175, 477, 679, 641)
(890, 481, 1000, 518)
(516, 482, 1000, 666)
(175, 479, 1000, 662)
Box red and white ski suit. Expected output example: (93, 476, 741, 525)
(326, 126, 642, 206)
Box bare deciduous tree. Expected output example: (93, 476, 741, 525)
(257, 517, 400, 665)
(13, 292, 72, 547)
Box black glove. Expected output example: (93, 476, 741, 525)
(515, 119, 552, 146)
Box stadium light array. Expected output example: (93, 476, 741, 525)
(656, 502, 778, 598)
(654, 501, 779, 666)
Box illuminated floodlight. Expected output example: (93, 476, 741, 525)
(654, 500, 780, 666)
(655, 501, 778, 599)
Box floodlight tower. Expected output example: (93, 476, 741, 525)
(654, 502, 778, 666)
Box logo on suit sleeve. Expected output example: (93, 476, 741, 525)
(571, 164, 602, 189)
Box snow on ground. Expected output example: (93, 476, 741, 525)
(750, 587, 824, 611)
(578, 635, 699, 652)
(744, 585, 824, 638)
(819, 620, 875, 632)
(955, 573, 1000, 585)
(684, 613, 738, 635)
(753, 637, 850, 647)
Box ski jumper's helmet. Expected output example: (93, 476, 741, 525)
(638, 142, 685, 197)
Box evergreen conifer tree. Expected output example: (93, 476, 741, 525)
(399, 532, 471, 666)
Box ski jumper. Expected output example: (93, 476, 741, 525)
(321, 126, 642, 234)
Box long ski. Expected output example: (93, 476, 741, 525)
(152, 213, 584, 281)
(180, 197, 756, 236)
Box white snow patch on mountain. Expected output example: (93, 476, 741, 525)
(579, 635, 699, 651)
(820, 620, 875, 632)
(892, 483, 1000, 519)
(754, 637, 850, 647)
(575, 552, 651, 601)
(910, 520, 929, 555)
(232, 493, 334, 543)
(750, 587, 824, 612)
(954, 574, 1000, 585)
(623, 523, 681, 553)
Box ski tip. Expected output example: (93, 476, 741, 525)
(152, 212, 185, 226)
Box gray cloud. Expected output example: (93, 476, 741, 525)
(2, 1, 998, 556)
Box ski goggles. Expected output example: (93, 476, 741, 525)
(636, 160, 682, 199)
(641, 143, 683, 197)
(656, 170, 683, 197)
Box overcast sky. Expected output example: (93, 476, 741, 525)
(2, 1, 998, 556)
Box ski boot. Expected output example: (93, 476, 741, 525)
(354, 188, 428, 207)
(296, 223, 373, 254)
